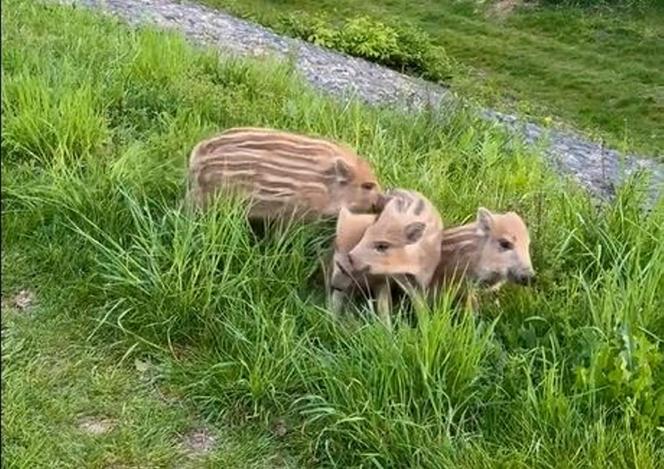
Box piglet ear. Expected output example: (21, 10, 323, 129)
(404, 222, 426, 244)
(334, 159, 352, 185)
(336, 209, 376, 251)
(476, 207, 493, 236)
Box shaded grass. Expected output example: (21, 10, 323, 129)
(1, 252, 295, 468)
(2, 0, 664, 466)
(199, 0, 664, 158)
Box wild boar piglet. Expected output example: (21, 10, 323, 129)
(332, 189, 444, 326)
(432, 207, 535, 297)
(327, 207, 378, 315)
(187, 127, 382, 220)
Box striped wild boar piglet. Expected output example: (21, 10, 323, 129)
(327, 207, 378, 315)
(330, 189, 444, 327)
(431, 207, 535, 305)
(187, 127, 383, 221)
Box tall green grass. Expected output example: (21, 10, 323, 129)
(3, 0, 663, 466)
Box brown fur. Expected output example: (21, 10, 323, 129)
(330, 205, 535, 322)
(431, 207, 535, 301)
(329, 189, 444, 327)
(187, 127, 382, 220)
(327, 208, 380, 314)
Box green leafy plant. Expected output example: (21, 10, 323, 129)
(575, 326, 664, 427)
(276, 13, 452, 82)
(337, 17, 400, 61)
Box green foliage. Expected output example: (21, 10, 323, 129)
(575, 327, 664, 426)
(276, 13, 453, 82)
(3, 0, 664, 466)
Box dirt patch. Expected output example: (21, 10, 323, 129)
(5, 289, 37, 313)
(181, 427, 217, 457)
(77, 416, 117, 435)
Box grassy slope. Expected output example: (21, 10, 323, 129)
(202, 0, 664, 158)
(1, 273, 293, 468)
(2, 0, 664, 467)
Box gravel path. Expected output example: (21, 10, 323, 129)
(57, 0, 662, 203)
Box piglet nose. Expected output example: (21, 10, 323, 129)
(520, 271, 536, 286)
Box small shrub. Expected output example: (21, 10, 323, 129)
(277, 12, 336, 48)
(337, 17, 401, 62)
(275, 13, 452, 83)
(575, 327, 664, 427)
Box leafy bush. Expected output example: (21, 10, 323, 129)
(276, 13, 453, 82)
(575, 327, 664, 427)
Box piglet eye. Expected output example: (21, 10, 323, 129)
(361, 182, 376, 190)
(499, 239, 514, 250)
(374, 242, 390, 253)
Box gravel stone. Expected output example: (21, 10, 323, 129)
(51, 0, 662, 203)
(77, 416, 116, 435)
(10, 289, 36, 312)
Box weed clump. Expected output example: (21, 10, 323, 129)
(277, 13, 453, 82)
